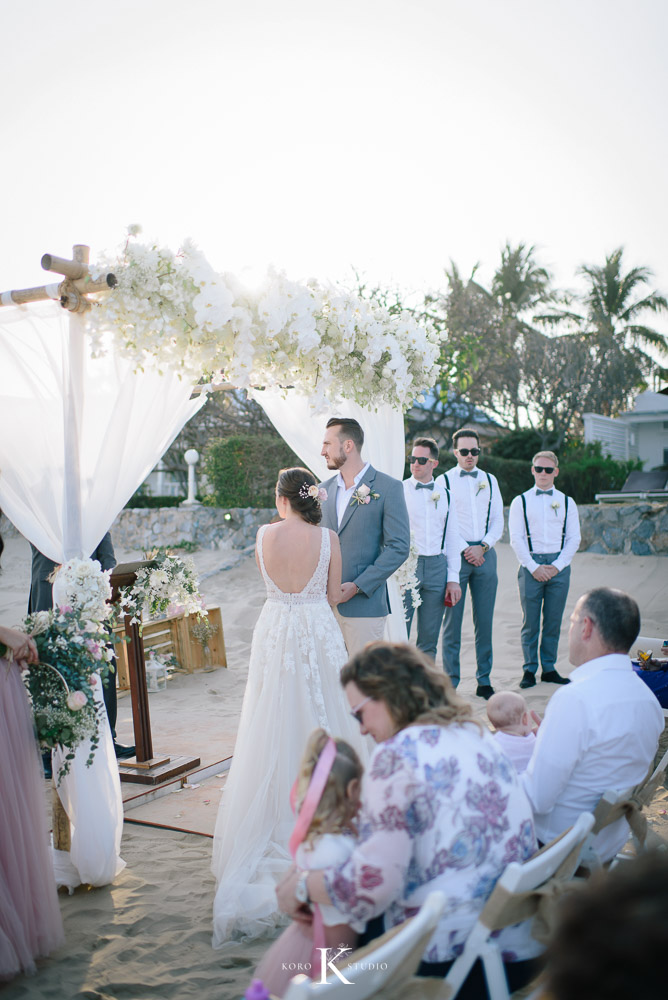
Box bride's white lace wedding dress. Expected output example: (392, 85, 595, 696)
(211, 524, 369, 947)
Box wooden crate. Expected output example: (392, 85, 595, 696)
(111, 606, 226, 690)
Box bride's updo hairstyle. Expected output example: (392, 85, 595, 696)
(276, 467, 322, 526)
(341, 642, 481, 732)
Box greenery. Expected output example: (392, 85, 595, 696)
(439, 455, 528, 506)
(490, 429, 547, 462)
(557, 443, 642, 504)
(202, 433, 303, 507)
(126, 494, 185, 508)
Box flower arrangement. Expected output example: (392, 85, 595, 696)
(351, 484, 380, 507)
(22, 606, 114, 782)
(550, 500, 561, 517)
(430, 491, 441, 509)
(51, 557, 113, 625)
(393, 534, 422, 619)
(120, 551, 206, 624)
(476, 481, 487, 496)
(87, 229, 440, 411)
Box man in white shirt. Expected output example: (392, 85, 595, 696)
(442, 428, 504, 699)
(523, 588, 664, 861)
(509, 451, 581, 688)
(402, 437, 462, 662)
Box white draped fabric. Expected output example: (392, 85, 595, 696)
(252, 388, 408, 641)
(0, 301, 206, 888)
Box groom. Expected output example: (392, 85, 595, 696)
(320, 417, 410, 656)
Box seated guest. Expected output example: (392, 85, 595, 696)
(544, 850, 668, 1000)
(277, 642, 542, 997)
(522, 587, 664, 861)
(487, 691, 537, 775)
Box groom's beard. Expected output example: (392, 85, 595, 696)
(325, 449, 346, 470)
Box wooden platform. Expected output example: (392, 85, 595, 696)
(118, 753, 202, 785)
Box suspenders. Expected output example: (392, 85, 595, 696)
(520, 492, 570, 555)
(484, 472, 493, 535)
(440, 478, 451, 551)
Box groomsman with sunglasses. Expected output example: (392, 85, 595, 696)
(509, 451, 581, 689)
(402, 437, 462, 661)
(442, 428, 504, 699)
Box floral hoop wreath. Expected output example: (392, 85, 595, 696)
(298, 483, 328, 504)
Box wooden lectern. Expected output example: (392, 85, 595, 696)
(110, 561, 200, 784)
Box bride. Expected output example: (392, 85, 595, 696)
(211, 467, 369, 947)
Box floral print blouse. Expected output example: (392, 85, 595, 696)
(323, 722, 542, 963)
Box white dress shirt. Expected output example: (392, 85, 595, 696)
(335, 462, 370, 527)
(445, 467, 504, 552)
(402, 474, 461, 582)
(522, 653, 664, 860)
(508, 487, 581, 574)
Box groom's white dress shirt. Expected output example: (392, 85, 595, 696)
(445, 468, 503, 551)
(402, 474, 461, 582)
(335, 463, 370, 527)
(522, 652, 664, 860)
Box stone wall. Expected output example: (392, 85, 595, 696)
(3, 502, 667, 556)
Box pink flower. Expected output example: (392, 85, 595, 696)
(357, 484, 371, 498)
(88, 674, 98, 686)
(67, 690, 88, 711)
(364, 496, 371, 504)
(318, 488, 328, 502)
(58, 604, 73, 614)
(85, 639, 102, 660)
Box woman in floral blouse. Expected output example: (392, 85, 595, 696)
(277, 642, 542, 996)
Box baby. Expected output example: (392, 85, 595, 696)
(487, 691, 538, 775)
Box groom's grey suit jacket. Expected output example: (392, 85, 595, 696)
(320, 465, 410, 618)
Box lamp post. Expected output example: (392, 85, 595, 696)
(181, 448, 202, 507)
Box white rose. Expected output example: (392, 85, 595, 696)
(357, 484, 371, 497)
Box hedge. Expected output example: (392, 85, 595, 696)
(203, 434, 304, 508)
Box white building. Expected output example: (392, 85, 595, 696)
(584, 390, 668, 469)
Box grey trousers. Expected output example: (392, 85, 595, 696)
(517, 554, 571, 675)
(403, 554, 447, 662)
(442, 547, 497, 686)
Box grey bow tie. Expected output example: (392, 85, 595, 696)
(536, 489, 554, 496)
(460, 470, 478, 478)
(416, 482, 434, 490)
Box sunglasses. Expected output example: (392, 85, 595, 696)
(350, 695, 372, 724)
(533, 466, 556, 474)
(408, 455, 432, 465)
(457, 448, 480, 457)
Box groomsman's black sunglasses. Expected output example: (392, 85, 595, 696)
(533, 465, 556, 474)
(408, 456, 431, 465)
(456, 448, 480, 457)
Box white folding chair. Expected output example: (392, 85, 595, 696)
(579, 746, 668, 872)
(443, 811, 596, 1000)
(282, 890, 448, 1000)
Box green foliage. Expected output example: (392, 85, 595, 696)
(125, 494, 185, 508)
(557, 442, 642, 504)
(203, 434, 304, 508)
(490, 429, 546, 461)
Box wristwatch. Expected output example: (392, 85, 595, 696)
(295, 870, 311, 905)
(481, 542, 490, 554)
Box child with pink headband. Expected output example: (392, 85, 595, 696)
(254, 729, 363, 997)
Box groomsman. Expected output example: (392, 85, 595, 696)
(441, 428, 503, 699)
(320, 417, 410, 656)
(509, 451, 581, 688)
(402, 437, 462, 661)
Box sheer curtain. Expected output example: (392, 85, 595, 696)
(0, 301, 206, 887)
(253, 388, 408, 640)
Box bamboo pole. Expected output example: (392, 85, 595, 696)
(0, 244, 116, 310)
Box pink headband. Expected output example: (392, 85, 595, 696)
(288, 737, 337, 859)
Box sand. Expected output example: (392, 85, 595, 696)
(0, 533, 666, 999)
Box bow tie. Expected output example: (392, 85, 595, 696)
(460, 470, 478, 478)
(416, 482, 434, 490)
(536, 489, 554, 496)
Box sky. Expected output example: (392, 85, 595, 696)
(1, 0, 667, 324)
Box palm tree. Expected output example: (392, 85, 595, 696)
(491, 241, 553, 316)
(577, 247, 667, 353)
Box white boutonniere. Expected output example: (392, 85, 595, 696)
(351, 483, 380, 506)
(476, 481, 487, 496)
(430, 491, 441, 509)
(551, 500, 560, 517)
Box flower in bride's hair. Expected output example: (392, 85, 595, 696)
(298, 482, 322, 502)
